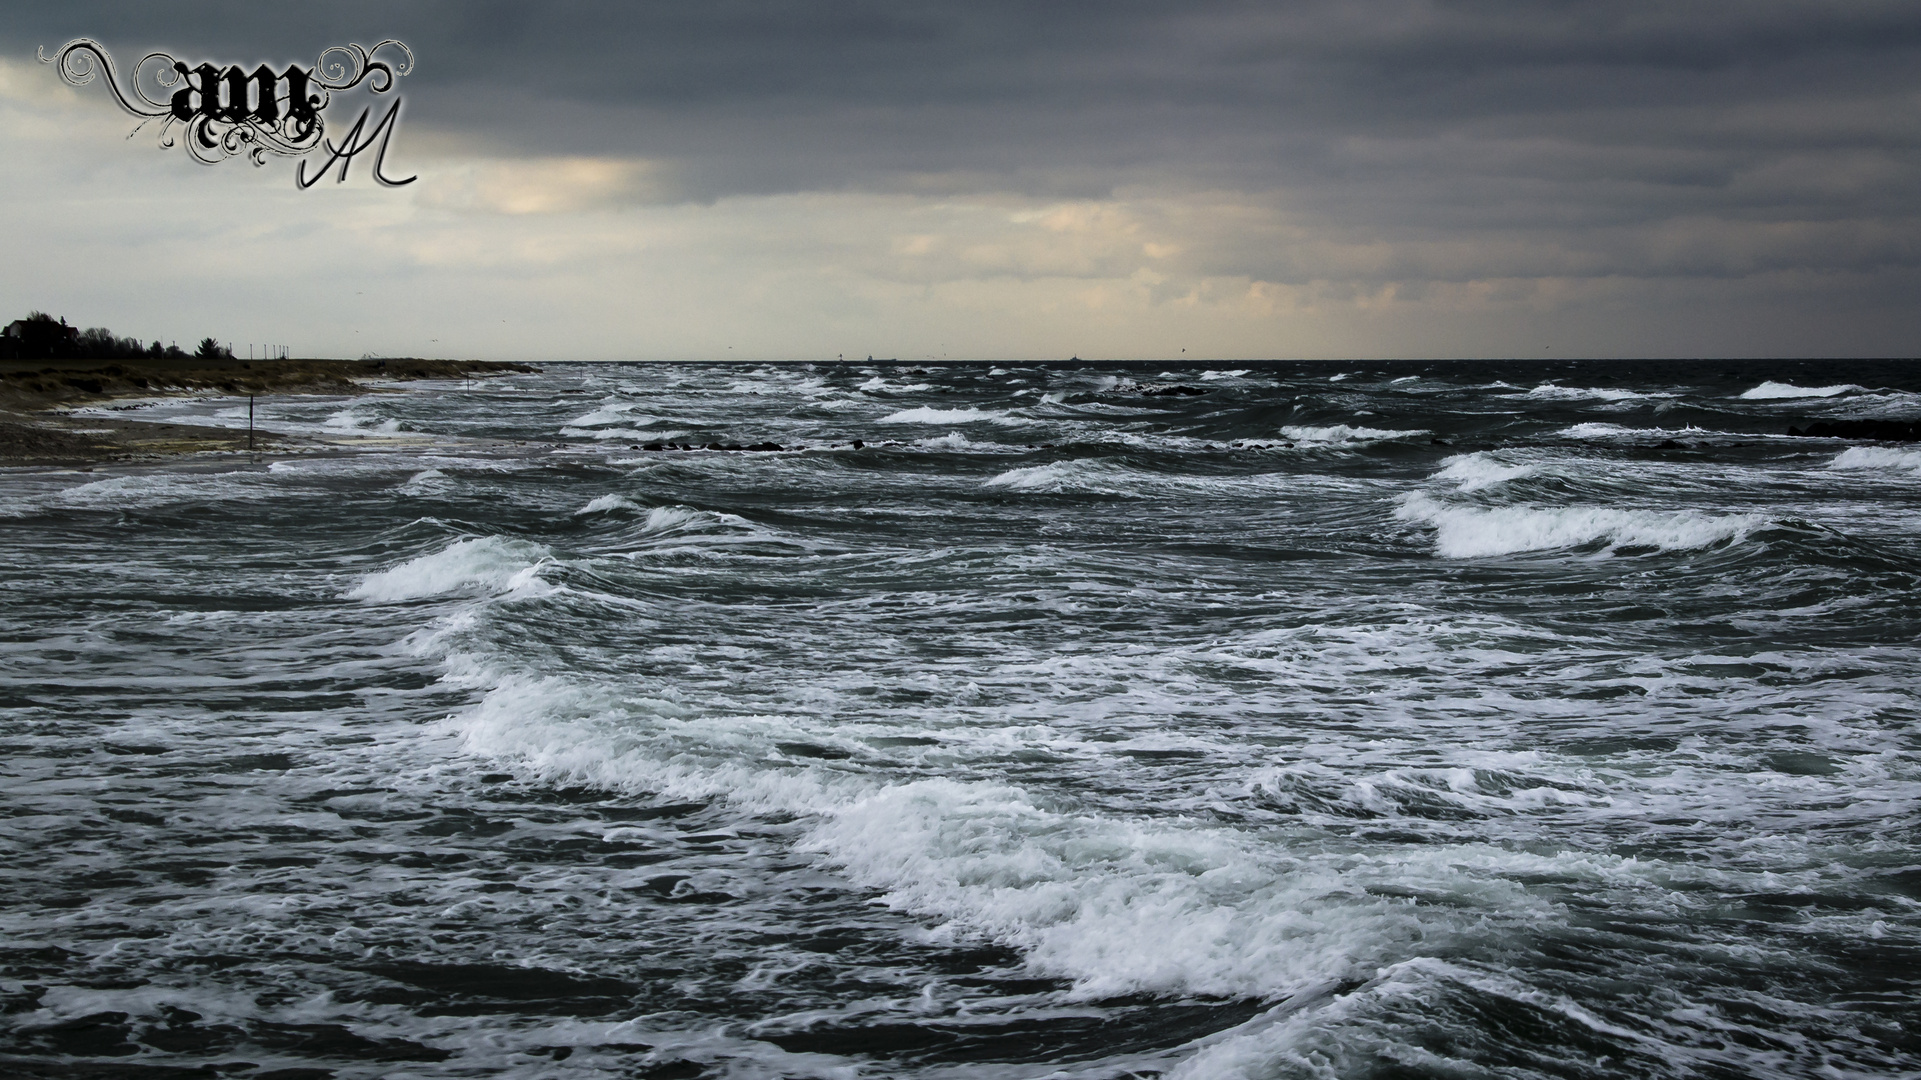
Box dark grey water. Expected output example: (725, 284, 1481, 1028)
(3, 360, 1918, 1079)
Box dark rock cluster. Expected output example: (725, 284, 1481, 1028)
(1787, 419, 1921, 441)
(640, 441, 784, 452)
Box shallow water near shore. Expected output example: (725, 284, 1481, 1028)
(2, 358, 1919, 1079)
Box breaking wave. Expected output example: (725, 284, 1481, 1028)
(1434, 453, 1539, 492)
(1279, 424, 1427, 445)
(1828, 446, 1921, 474)
(1396, 493, 1767, 558)
(879, 406, 1012, 424)
(1740, 381, 1862, 400)
(347, 536, 552, 601)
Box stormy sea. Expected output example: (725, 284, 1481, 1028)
(3, 358, 1918, 1080)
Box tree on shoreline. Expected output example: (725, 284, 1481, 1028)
(0, 311, 215, 361)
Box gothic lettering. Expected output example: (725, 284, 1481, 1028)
(296, 100, 415, 189)
(42, 38, 413, 184)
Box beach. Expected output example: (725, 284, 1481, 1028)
(0, 356, 535, 463)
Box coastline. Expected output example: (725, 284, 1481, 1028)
(0, 357, 535, 465)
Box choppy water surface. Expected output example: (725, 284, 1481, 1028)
(3, 359, 1919, 1079)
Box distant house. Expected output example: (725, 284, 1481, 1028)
(0, 314, 80, 360)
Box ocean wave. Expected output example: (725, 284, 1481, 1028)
(916, 431, 1003, 451)
(1251, 762, 1606, 821)
(1279, 424, 1427, 445)
(322, 407, 403, 434)
(1396, 493, 1767, 558)
(559, 425, 666, 441)
(1554, 422, 1749, 443)
(1739, 381, 1863, 400)
(398, 468, 447, 495)
(980, 458, 1316, 498)
(565, 402, 655, 427)
(983, 460, 1134, 493)
(1166, 957, 1629, 1080)
(1434, 453, 1539, 492)
(594, 504, 820, 559)
(8, 471, 284, 517)
(576, 493, 642, 515)
(878, 406, 1011, 424)
(800, 777, 1462, 1000)
(446, 668, 1499, 1002)
(347, 536, 552, 601)
(1828, 446, 1921, 474)
(632, 505, 736, 535)
(1525, 383, 1666, 402)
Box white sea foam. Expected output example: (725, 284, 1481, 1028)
(444, 667, 1544, 1003)
(799, 777, 1459, 1000)
(1250, 761, 1605, 820)
(449, 674, 1661, 1010)
(1555, 422, 1739, 442)
(322, 408, 402, 434)
(565, 402, 654, 427)
(917, 431, 991, 451)
(576, 494, 642, 515)
(1740, 381, 1862, 400)
(1396, 493, 1766, 558)
(983, 460, 1131, 493)
(980, 459, 1306, 498)
(559, 425, 657, 440)
(858, 377, 931, 393)
(1557, 422, 1644, 441)
(1166, 958, 1619, 1080)
(1828, 446, 1921, 474)
(21, 472, 278, 515)
(1434, 453, 1539, 492)
(398, 468, 447, 495)
(1526, 383, 1664, 402)
(879, 406, 1008, 424)
(1279, 424, 1427, 445)
(635, 505, 723, 534)
(347, 536, 552, 601)
(1200, 369, 1249, 380)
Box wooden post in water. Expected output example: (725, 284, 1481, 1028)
(248, 394, 255, 451)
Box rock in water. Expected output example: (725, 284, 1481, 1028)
(1788, 420, 1921, 441)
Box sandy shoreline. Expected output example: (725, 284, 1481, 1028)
(0, 357, 535, 465)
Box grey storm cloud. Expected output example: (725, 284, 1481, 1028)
(11, 2, 1920, 185)
(8, 0, 1921, 344)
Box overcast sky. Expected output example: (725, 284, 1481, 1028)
(3, 1, 1918, 360)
